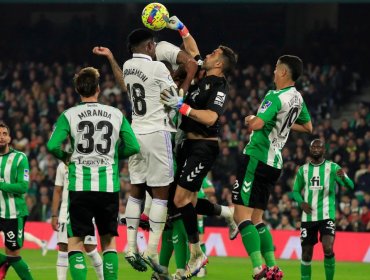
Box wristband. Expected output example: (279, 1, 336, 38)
(179, 103, 192, 116)
(178, 26, 190, 38)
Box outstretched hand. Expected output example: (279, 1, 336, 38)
(166, 15, 185, 31)
(92, 46, 113, 59)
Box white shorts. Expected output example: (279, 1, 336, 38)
(129, 131, 174, 187)
(57, 221, 97, 245)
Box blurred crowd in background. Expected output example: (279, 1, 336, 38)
(0, 13, 369, 234)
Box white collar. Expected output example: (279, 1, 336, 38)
(133, 53, 152, 61)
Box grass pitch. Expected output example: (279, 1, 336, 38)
(3, 249, 369, 279)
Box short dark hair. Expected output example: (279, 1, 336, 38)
(73, 67, 100, 98)
(278, 55, 303, 81)
(127, 28, 154, 54)
(0, 122, 10, 134)
(219, 45, 237, 76)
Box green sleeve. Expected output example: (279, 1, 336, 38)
(118, 116, 140, 159)
(256, 92, 281, 123)
(296, 101, 311, 124)
(292, 167, 305, 206)
(334, 164, 354, 190)
(201, 177, 214, 189)
(0, 154, 29, 194)
(47, 113, 70, 161)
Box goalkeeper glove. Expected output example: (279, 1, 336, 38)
(166, 16, 190, 38)
(160, 86, 192, 116)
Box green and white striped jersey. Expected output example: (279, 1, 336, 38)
(292, 160, 354, 222)
(0, 148, 29, 219)
(47, 102, 140, 192)
(245, 86, 311, 169)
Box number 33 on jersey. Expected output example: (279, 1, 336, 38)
(47, 102, 139, 192)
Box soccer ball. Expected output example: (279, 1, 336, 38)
(141, 2, 169, 31)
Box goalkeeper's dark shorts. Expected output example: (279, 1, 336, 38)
(68, 191, 119, 238)
(175, 139, 219, 193)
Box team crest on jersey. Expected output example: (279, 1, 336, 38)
(24, 169, 29, 181)
(260, 100, 272, 113)
(214, 91, 226, 106)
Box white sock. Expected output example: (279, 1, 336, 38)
(220, 206, 232, 220)
(24, 232, 43, 247)
(87, 248, 104, 280)
(190, 242, 203, 256)
(56, 251, 68, 280)
(147, 198, 168, 256)
(143, 191, 152, 216)
(125, 196, 142, 252)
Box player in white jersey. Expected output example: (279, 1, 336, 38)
(120, 28, 179, 273)
(51, 162, 104, 280)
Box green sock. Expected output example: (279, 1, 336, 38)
(159, 228, 174, 267)
(8, 256, 34, 280)
(0, 253, 7, 265)
(301, 261, 311, 280)
(239, 221, 263, 268)
(69, 251, 87, 280)
(257, 224, 276, 267)
(172, 219, 189, 269)
(103, 251, 118, 280)
(324, 256, 335, 280)
(200, 243, 206, 254)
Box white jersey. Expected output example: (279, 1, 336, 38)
(123, 53, 177, 134)
(55, 162, 69, 222)
(155, 41, 181, 71)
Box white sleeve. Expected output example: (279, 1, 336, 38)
(55, 162, 65, 186)
(155, 62, 177, 92)
(155, 41, 181, 66)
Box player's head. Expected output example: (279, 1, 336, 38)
(73, 67, 100, 99)
(309, 138, 325, 160)
(0, 122, 11, 153)
(127, 28, 156, 58)
(202, 45, 237, 76)
(274, 55, 303, 85)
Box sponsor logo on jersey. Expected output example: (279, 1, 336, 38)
(309, 185, 323, 191)
(76, 157, 110, 166)
(7, 231, 15, 239)
(214, 91, 226, 106)
(259, 100, 272, 113)
(205, 84, 210, 90)
(190, 89, 200, 101)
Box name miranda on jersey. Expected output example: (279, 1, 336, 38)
(78, 109, 112, 120)
(123, 68, 148, 82)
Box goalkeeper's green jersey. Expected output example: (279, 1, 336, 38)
(47, 102, 139, 192)
(245, 86, 311, 169)
(0, 148, 29, 219)
(292, 160, 354, 222)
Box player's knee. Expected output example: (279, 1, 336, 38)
(301, 246, 313, 262)
(174, 195, 188, 208)
(323, 244, 334, 256)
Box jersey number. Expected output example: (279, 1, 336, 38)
(77, 121, 113, 155)
(280, 107, 299, 136)
(127, 83, 147, 116)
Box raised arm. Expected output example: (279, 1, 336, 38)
(92, 46, 127, 92)
(166, 16, 200, 58)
